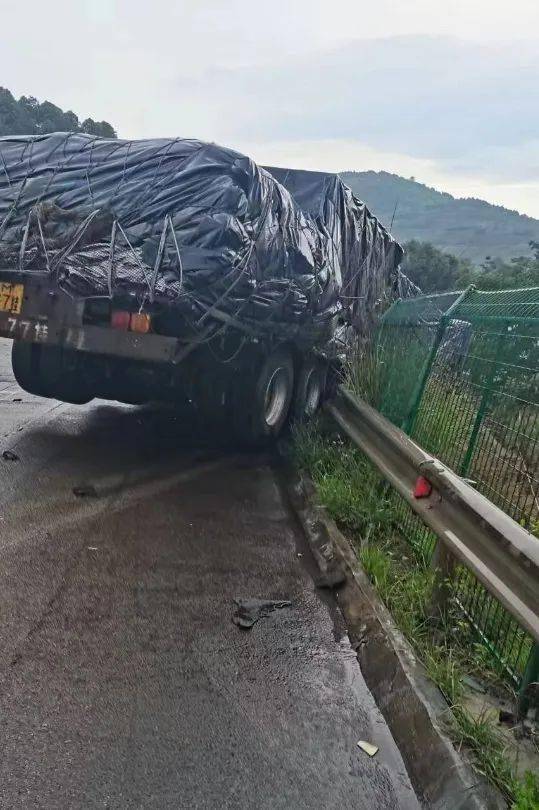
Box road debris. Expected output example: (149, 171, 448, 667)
(357, 740, 379, 757)
(2, 449, 19, 461)
(73, 485, 98, 498)
(351, 624, 369, 651)
(233, 597, 292, 630)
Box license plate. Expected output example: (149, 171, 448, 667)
(0, 283, 24, 314)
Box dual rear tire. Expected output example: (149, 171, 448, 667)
(232, 347, 325, 445)
(292, 355, 326, 423)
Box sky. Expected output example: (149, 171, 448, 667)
(1, 0, 538, 217)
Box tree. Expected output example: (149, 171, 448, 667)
(401, 239, 539, 294)
(0, 87, 117, 138)
(0, 87, 34, 135)
(401, 240, 472, 293)
(475, 242, 539, 289)
(80, 118, 117, 138)
(36, 100, 71, 134)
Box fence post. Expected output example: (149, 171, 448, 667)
(459, 387, 491, 478)
(459, 329, 505, 478)
(376, 307, 395, 418)
(518, 642, 539, 718)
(402, 286, 475, 437)
(402, 318, 447, 435)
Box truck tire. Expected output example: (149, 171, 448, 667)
(233, 347, 294, 444)
(11, 341, 50, 398)
(291, 356, 325, 422)
(11, 342, 93, 404)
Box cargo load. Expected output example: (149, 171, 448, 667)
(0, 134, 404, 441)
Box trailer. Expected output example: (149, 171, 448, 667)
(0, 134, 403, 442)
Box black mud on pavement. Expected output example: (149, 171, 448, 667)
(0, 338, 419, 809)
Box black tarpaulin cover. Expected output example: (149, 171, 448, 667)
(265, 166, 404, 328)
(0, 133, 403, 342)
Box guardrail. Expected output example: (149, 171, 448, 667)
(326, 386, 539, 711)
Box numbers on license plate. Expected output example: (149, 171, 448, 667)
(5, 317, 49, 342)
(0, 283, 24, 314)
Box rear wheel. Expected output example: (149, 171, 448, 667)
(233, 347, 294, 444)
(11, 341, 50, 397)
(11, 342, 93, 404)
(291, 356, 325, 422)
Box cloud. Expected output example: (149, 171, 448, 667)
(178, 36, 538, 170)
(0, 4, 537, 215)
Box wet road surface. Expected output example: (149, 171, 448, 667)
(0, 338, 419, 809)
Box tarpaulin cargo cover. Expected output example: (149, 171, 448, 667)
(0, 134, 403, 345)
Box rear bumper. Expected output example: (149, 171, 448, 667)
(0, 268, 184, 364)
(0, 312, 183, 364)
(62, 324, 180, 363)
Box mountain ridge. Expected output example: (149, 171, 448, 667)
(340, 170, 539, 262)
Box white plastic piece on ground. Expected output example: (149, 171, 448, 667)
(357, 740, 379, 757)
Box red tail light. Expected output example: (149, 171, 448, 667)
(111, 310, 130, 330)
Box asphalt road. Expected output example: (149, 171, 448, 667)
(0, 337, 419, 810)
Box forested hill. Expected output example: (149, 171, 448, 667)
(341, 171, 539, 263)
(0, 88, 116, 139)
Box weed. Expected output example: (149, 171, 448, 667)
(512, 772, 539, 810)
(290, 419, 395, 538)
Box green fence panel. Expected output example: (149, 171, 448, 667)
(376, 291, 461, 427)
(370, 286, 539, 691)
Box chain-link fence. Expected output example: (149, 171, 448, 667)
(370, 286, 539, 695)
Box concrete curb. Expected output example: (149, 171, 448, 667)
(282, 467, 505, 810)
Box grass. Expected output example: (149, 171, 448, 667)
(290, 417, 394, 538)
(290, 419, 539, 808)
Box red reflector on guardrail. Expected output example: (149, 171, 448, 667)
(413, 476, 432, 498)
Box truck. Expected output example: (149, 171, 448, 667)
(0, 134, 404, 443)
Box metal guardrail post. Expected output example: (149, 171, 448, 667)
(518, 642, 539, 718)
(427, 541, 456, 621)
